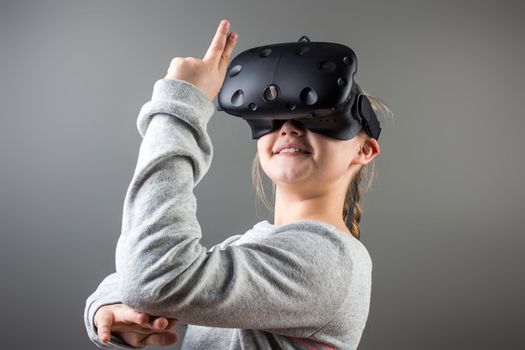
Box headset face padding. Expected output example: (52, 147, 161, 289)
(217, 37, 381, 140)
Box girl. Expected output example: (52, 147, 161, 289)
(84, 19, 390, 349)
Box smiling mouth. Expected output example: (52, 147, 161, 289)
(274, 147, 311, 156)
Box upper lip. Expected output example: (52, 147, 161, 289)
(273, 142, 312, 154)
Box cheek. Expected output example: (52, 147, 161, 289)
(256, 134, 272, 153)
(315, 147, 351, 179)
(256, 138, 272, 172)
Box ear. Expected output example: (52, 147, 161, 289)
(353, 137, 380, 165)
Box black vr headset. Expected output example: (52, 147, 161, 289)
(217, 36, 381, 141)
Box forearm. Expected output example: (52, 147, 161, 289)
(115, 78, 215, 313)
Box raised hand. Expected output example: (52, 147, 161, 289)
(94, 303, 179, 347)
(164, 19, 238, 101)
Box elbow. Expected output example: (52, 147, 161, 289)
(119, 270, 186, 315)
(116, 246, 162, 312)
(119, 272, 162, 314)
(120, 279, 159, 314)
(115, 235, 202, 314)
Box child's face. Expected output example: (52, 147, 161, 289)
(257, 120, 375, 194)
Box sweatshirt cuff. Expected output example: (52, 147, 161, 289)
(151, 79, 215, 123)
(136, 79, 216, 138)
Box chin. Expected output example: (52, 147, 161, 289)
(271, 170, 309, 184)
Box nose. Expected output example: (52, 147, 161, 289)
(279, 120, 306, 136)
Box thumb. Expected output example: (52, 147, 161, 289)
(145, 332, 179, 346)
(115, 307, 150, 326)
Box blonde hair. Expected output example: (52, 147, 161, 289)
(252, 87, 393, 240)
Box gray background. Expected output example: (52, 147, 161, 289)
(1, 0, 524, 349)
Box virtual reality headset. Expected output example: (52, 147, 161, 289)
(217, 36, 381, 141)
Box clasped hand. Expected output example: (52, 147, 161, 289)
(94, 303, 178, 347)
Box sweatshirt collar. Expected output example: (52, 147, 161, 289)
(254, 219, 338, 233)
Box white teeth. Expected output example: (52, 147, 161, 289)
(279, 148, 304, 153)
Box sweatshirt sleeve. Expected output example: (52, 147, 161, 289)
(115, 79, 352, 336)
(83, 234, 244, 349)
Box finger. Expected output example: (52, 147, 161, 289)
(165, 318, 178, 329)
(152, 317, 169, 330)
(96, 312, 114, 344)
(114, 307, 150, 326)
(145, 332, 179, 346)
(111, 324, 166, 335)
(203, 19, 230, 66)
(119, 332, 147, 348)
(219, 31, 238, 72)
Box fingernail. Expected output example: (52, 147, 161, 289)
(157, 318, 167, 329)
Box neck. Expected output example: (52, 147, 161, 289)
(272, 183, 350, 234)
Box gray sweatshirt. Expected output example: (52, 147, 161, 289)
(84, 78, 373, 350)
